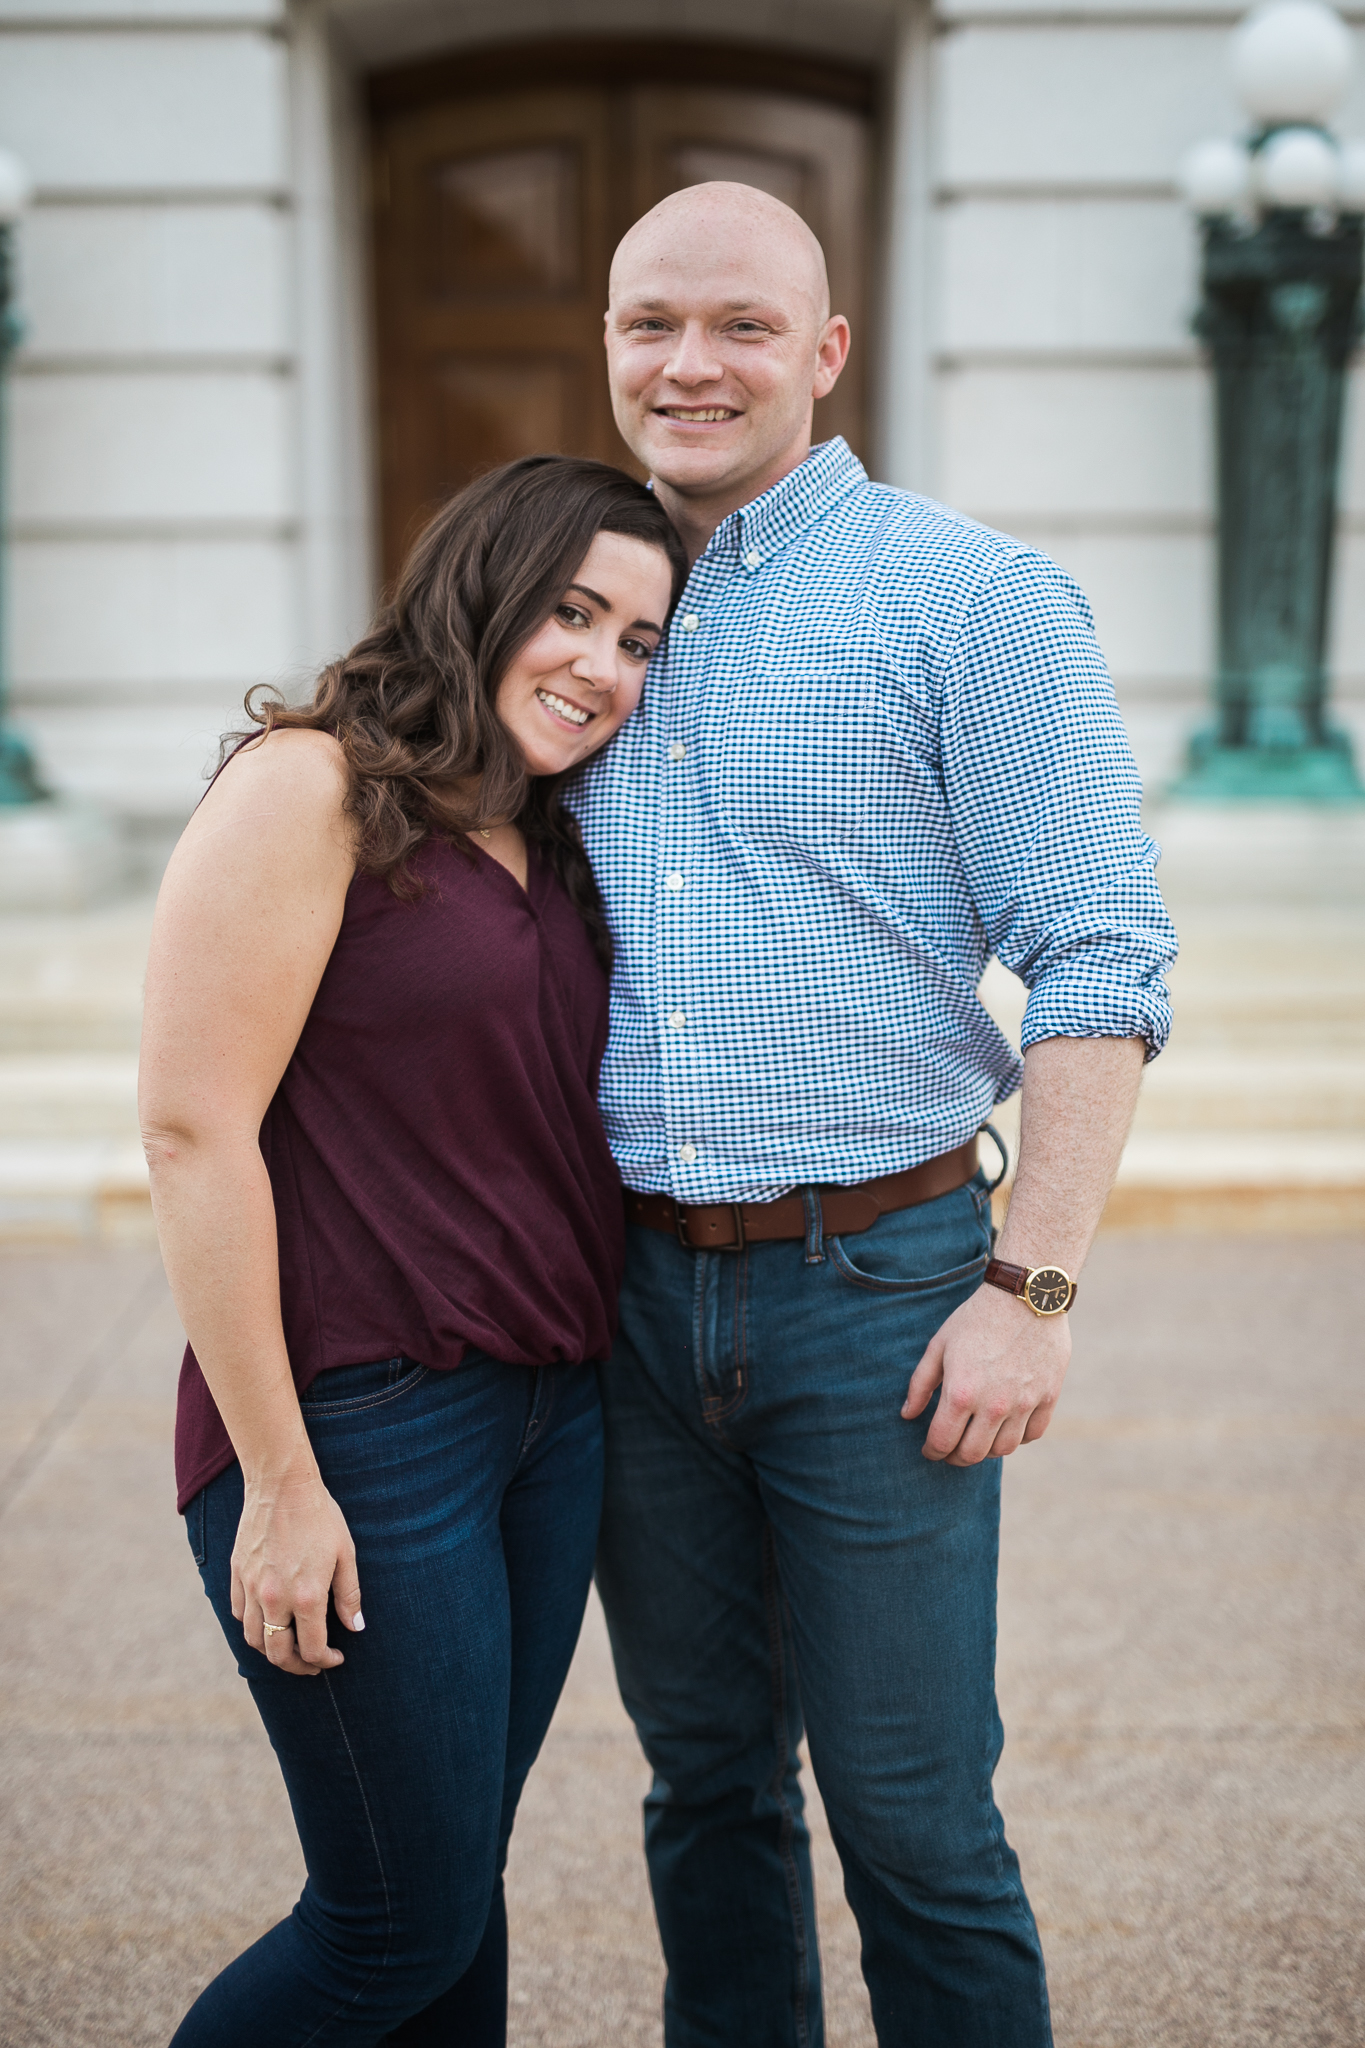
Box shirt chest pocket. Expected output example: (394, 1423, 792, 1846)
(701, 672, 879, 849)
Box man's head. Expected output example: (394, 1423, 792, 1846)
(605, 182, 850, 550)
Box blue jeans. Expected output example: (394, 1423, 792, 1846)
(173, 1351, 603, 2047)
(595, 1174, 1051, 2048)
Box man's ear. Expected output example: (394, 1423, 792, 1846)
(813, 316, 851, 400)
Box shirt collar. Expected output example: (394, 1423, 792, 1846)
(702, 436, 868, 571)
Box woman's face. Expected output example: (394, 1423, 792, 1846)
(495, 529, 674, 778)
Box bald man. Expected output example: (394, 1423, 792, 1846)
(567, 184, 1176, 2048)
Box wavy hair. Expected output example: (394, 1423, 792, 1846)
(230, 455, 688, 967)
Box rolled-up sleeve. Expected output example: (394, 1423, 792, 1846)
(939, 549, 1178, 1059)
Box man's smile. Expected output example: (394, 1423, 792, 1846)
(654, 406, 742, 424)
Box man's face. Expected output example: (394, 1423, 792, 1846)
(605, 211, 847, 508)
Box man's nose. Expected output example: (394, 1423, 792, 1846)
(663, 321, 724, 387)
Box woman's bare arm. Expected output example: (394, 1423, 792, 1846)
(139, 729, 360, 1676)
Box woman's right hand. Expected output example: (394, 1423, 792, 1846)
(231, 1459, 365, 1677)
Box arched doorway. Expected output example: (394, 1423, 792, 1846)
(368, 39, 876, 578)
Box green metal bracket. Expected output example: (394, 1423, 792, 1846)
(1173, 205, 1365, 804)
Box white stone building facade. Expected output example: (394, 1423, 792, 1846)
(1, 0, 1363, 875)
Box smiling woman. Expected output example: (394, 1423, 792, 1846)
(138, 455, 685, 2048)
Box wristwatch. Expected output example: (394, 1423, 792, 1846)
(983, 1259, 1077, 1317)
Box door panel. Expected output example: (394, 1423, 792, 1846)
(423, 146, 583, 300)
(372, 56, 874, 581)
(430, 357, 586, 485)
(373, 88, 616, 574)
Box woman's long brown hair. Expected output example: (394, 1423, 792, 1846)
(228, 455, 688, 969)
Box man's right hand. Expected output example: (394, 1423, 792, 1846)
(231, 1462, 364, 1677)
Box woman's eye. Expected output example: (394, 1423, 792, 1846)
(556, 603, 590, 628)
(620, 637, 655, 663)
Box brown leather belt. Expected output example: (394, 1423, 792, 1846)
(625, 1138, 981, 1252)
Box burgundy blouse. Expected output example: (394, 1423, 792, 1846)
(174, 837, 624, 1511)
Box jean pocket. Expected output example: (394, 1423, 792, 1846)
(825, 1179, 991, 1295)
(827, 1240, 989, 1295)
(298, 1354, 429, 1416)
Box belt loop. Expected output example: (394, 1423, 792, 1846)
(801, 1187, 826, 1265)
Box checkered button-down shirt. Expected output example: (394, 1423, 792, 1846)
(567, 437, 1177, 1205)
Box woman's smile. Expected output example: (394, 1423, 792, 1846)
(534, 686, 594, 729)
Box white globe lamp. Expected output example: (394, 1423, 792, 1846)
(1232, 1, 1354, 126)
(0, 149, 31, 224)
(1180, 138, 1255, 214)
(1255, 124, 1341, 207)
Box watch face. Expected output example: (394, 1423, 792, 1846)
(1025, 1267, 1072, 1315)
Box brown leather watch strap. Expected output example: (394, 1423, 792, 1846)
(984, 1259, 1030, 1297)
(626, 1138, 980, 1250)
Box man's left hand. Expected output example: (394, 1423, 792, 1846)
(901, 1285, 1071, 1466)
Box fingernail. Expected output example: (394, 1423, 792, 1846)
(352, 1611, 365, 1631)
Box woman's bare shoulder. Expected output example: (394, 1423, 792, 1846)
(217, 726, 348, 795)
(179, 728, 355, 878)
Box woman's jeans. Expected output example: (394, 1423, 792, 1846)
(173, 1350, 603, 2047)
(595, 1172, 1053, 2048)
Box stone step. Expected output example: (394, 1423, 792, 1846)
(1106, 1131, 1365, 1233)
(0, 1139, 151, 1243)
(0, 1054, 141, 1138)
(1132, 1053, 1365, 1132)
(0, 897, 152, 1054)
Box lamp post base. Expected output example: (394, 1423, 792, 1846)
(1170, 727, 1365, 804)
(0, 798, 127, 911)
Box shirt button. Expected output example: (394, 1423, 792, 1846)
(679, 1143, 698, 1164)
(668, 1010, 687, 1031)
(665, 872, 685, 892)
(669, 742, 686, 762)
(744, 549, 762, 569)
(681, 613, 700, 632)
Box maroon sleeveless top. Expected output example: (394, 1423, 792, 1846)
(174, 835, 624, 1511)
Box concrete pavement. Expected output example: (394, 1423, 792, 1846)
(1, 1236, 1362, 2047)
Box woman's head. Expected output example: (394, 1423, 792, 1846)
(381, 455, 686, 802)
(240, 455, 687, 958)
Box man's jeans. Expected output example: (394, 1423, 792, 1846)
(173, 1352, 602, 2047)
(595, 1172, 1052, 2048)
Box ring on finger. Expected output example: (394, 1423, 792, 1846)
(262, 1620, 293, 1637)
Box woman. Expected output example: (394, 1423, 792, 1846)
(140, 455, 686, 2045)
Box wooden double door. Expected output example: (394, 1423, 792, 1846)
(369, 43, 874, 579)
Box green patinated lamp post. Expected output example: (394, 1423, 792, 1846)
(0, 147, 45, 806)
(1176, 0, 1365, 804)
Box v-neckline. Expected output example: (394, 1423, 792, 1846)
(467, 831, 534, 904)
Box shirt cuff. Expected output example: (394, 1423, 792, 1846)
(1020, 964, 1173, 1062)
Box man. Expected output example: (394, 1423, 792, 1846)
(568, 182, 1176, 2048)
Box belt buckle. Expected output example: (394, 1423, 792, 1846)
(675, 1203, 746, 1251)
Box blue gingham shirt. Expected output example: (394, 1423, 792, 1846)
(567, 438, 1176, 1204)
